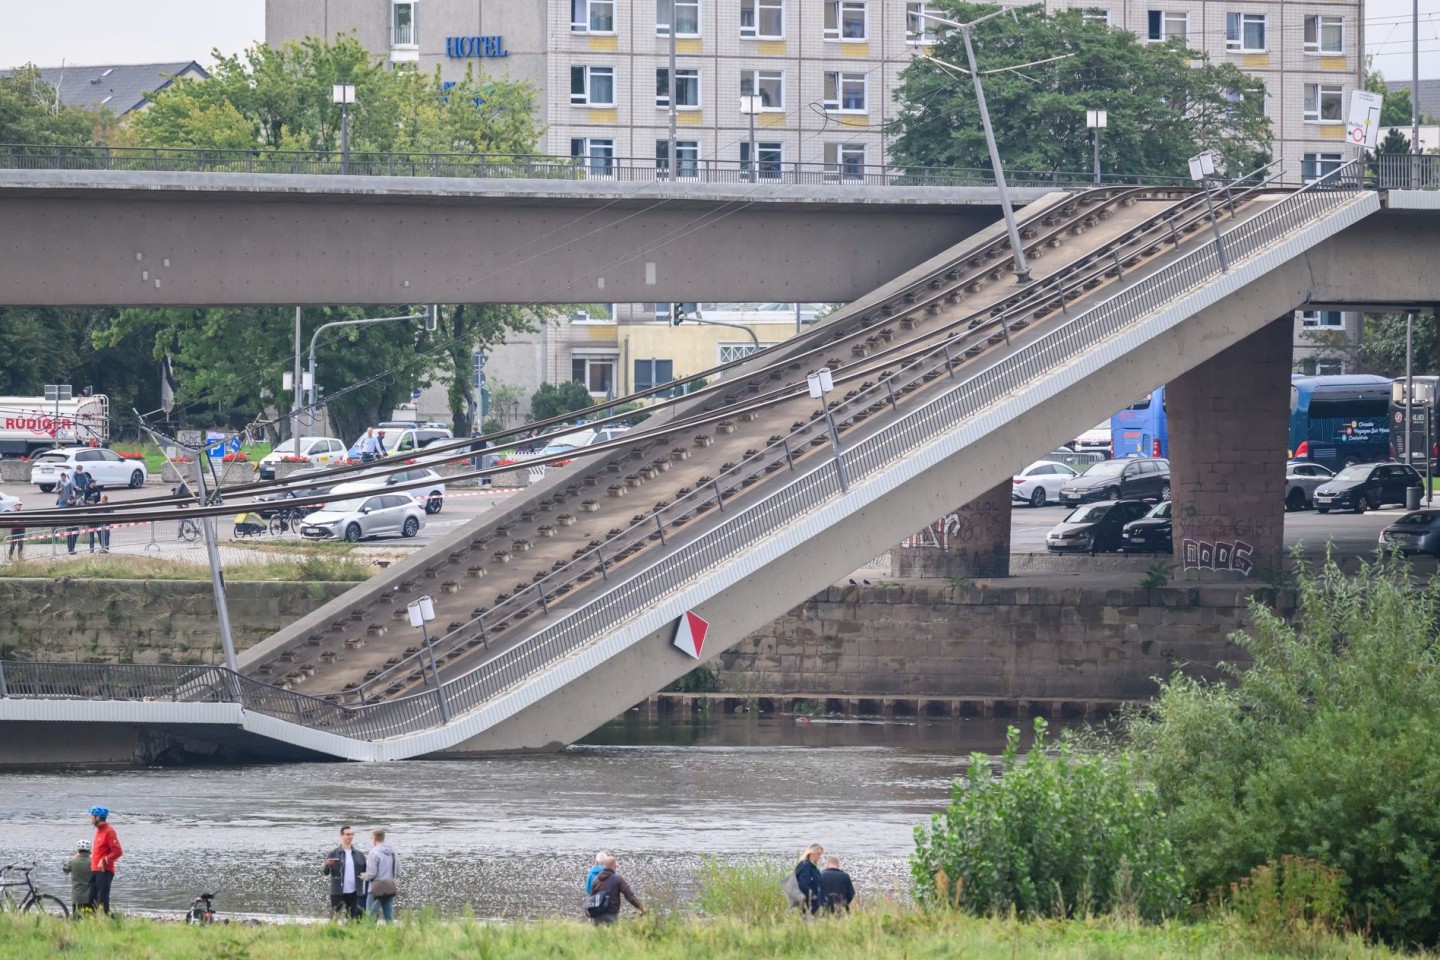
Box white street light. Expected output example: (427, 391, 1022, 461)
(332, 83, 356, 174)
(407, 595, 451, 722)
(1086, 109, 1108, 186)
(807, 367, 849, 491)
(739, 95, 763, 183)
(1188, 151, 1228, 272)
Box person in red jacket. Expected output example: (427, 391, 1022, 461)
(87, 806, 122, 913)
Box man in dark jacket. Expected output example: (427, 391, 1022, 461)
(322, 825, 367, 919)
(588, 854, 645, 925)
(819, 855, 855, 913)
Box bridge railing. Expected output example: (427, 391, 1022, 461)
(1371, 154, 1440, 191)
(0, 142, 1193, 189)
(0, 660, 231, 702)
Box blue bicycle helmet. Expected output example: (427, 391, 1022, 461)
(88, 806, 108, 819)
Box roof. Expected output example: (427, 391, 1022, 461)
(1385, 78, 1440, 116)
(2, 61, 209, 115)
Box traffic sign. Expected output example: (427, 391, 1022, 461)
(1346, 90, 1383, 148)
(672, 611, 710, 659)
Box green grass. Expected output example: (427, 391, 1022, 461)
(0, 909, 1415, 960)
(0, 553, 371, 582)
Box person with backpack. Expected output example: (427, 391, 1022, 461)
(585, 854, 645, 925)
(585, 850, 609, 894)
(363, 828, 399, 923)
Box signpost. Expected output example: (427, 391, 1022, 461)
(1347, 90, 1384, 149)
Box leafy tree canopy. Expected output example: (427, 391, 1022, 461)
(0, 65, 98, 145)
(1364, 58, 1415, 128)
(891, 3, 1272, 179)
(529, 381, 594, 423)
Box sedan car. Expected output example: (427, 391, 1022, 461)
(255, 436, 347, 480)
(1057, 457, 1170, 505)
(1378, 510, 1440, 557)
(330, 466, 446, 514)
(1120, 500, 1173, 553)
(1012, 460, 1079, 507)
(299, 493, 425, 542)
(31, 447, 147, 493)
(1045, 499, 1153, 554)
(1285, 460, 1334, 511)
(1312, 461, 1422, 513)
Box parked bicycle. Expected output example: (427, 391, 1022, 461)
(0, 862, 69, 917)
(178, 516, 202, 543)
(184, 891, 217, 924)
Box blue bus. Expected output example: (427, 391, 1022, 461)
(1289, 374, 1392, 469)
(1112, 388, 1167, 459)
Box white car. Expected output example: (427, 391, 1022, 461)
(329, 466, 447, 514)
(1012, 460, 1079, 507)
(257, 436, 347, 480)
(31, 447, 147, 493)
(1070, 422, 1112, 453)
(0, 491, 20, 513)
(539, 429, 599, 457)
(299, 492, 426, 542)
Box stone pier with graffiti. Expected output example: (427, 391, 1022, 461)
(890, 482, 1012, 579)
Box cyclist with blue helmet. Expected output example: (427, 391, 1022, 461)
(87, 806, 123, 914)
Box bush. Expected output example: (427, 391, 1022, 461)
(1129, 553, 1440, 945)
(693, 857, 791, 922)
(912, 720, 1184, 922)
(1225, 856, 1347, 948)
(529, 381, 593, 422)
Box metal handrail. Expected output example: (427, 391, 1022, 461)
(0, 159, 1370, 743)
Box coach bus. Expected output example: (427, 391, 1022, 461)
(1111, 388, 1167, 459)
(1290, 374, 1392, 470)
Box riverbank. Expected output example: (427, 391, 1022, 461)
(0, 910, 1407, 960)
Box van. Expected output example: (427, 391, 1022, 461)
(349, 426, 453, 459)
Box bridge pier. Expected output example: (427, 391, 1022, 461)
(1168, 317, 1292, 580)
(889, 481, 1012, 579)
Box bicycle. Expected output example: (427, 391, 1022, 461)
(0, 862, 70, 918)
(184, 891, 218, 924)
(178, 516, 202, 543)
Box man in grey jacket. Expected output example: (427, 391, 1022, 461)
(321, 825, 366, 919)
(364, 828, 399, 923)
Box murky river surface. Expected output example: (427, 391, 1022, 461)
(0, 714, 1051, 920)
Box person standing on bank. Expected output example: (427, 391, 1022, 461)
(87, 806, 122, 914)
(794, 844, 825, 915)
(8, 503, 25, 561)
(363, 828, 399, 923)
(323, 825, 367, 919)
(587, 854, 645, 925)
(819, 855, 855, 913)
(585, 850, 609, 893)
(63, 840, 92, 914)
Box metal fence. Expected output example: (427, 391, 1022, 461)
(0, 159, 1373, 745)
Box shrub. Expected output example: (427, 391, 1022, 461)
(693, 857, 791, 922)
(1225, 856, 1347, 948)
(1129, 553, 1440, 945)
(912, 719, 1184, 922)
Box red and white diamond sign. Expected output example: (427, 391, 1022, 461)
(672, 611, 710, 660)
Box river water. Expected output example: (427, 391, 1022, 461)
(0, 714, 1047, 920)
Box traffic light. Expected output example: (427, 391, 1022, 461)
(671, 303, 684, 326)
(425, 305, 439, 332)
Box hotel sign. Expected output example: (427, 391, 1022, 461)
(445, 35, 509, 58)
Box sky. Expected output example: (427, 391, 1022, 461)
(0, 0, 1434, 79)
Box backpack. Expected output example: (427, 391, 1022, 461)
(585, 873, 619, 918)
(781, 871, 805, 907)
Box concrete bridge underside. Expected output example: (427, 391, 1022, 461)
(0, 171, 1022, 306)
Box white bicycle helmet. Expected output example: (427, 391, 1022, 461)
(77, 840, 91, 852)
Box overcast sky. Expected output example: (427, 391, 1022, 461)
(0, 0, 1434, 79)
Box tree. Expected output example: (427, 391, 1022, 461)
(891, 3, 1272, 179)
(1300, 313, 1436, 380)
(433, 305, 543, 439)
(1364, 58, 1415, 128)
(529, 381, 593, 422)
(0, 65, 98, 145)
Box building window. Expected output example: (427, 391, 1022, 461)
(1225, 12, 1266, 51)
(824, 142, 866, 180)
(570, 304, 615, 323)
(1080, 8, 1110, 26)
(656, 68, 700, 108)
(740, 0, 784, 38)
(740, 141, 783, 179)
(1301, 152, 1343, 182)
(1146, 10, 1187, 40)
(571, 0, 615, 34)
(635, 358, 676, 395)
(657, 0, 700, 36)
(824, 1, 867, 40)
(570, 66, 615, 106)
(1300, 310, 1344, 328)
(718, 342, 778, 363)
(1303, 83, 1343, 123)
(905, 2, 944, 42)
(392, 1, 418, 46)
(571, 137, 615, 175)
(571, 357, 616, 395)
(740, 70, 784, 110)
(656, 139, 700, 177)
(1304, 14, 1344, 54)
(823, 72, 867, 112)
(1314, 361, 1345, 375)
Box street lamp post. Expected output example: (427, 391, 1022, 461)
(308, 311, 424, 436)
(739, 95, 761, 183)
(807, 367, 848, 492)
(407, 595, 451, 723)
(1188, 151, 1228, 272)
(1086, 109, 1108, 186)
(666, 0, 678, 181)
(332, 83, 356, 174)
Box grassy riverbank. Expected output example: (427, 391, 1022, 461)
(0, 910, 1414, 960)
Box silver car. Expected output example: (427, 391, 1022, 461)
(299, 493, 425, 542)
(1285, 460, 1334, 511)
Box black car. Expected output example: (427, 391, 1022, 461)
(1311, 461, 1422, 513)
(1057, 457, 1171, 506)
(1045, 499, 1153, 554)
(1120, 500, 1173, 553)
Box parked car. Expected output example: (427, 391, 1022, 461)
(539, 429, 599, 457)
(30, 447, 147, 493)
(0, 491, 20, 513)
(299, 492, 425, 542)
(1378, 510, 1440, 557)
(1285, 460, 1335, 511)
(1312, 461, 1422, 513)
(347, 426, 453, 459)
(330, 467, 446, 514)
(1068, 421, 1111, 453)
(1011, 460, 1079, 507)
(256, 436, 347, 480)
(1120, 500, 1173, 553)
(1057, 457, 1170, 505)
(1045, 499, 1153, 554)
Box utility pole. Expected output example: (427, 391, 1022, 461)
(1412, 0, 1421, 187)
(292, 307, 303, 439)
(667, 0, 678, 181)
